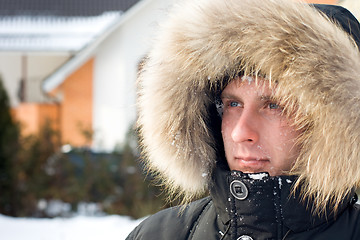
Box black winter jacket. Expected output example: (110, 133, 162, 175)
(127, 166, 360, 240)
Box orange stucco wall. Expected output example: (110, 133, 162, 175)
(14, 103, 60, 137)
(59, 58, 93, 147)
(13, 58, 93, 147)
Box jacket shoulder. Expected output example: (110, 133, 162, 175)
(327, 203, 360, 239)
(313, 203, 360, 239)
(347, 203, 360, 238)
(126, 197, 212, 240)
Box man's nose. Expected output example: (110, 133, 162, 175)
(231, 109, 259, 144)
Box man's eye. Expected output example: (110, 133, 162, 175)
(268, 102, 280, 109)
(230, 101, 240, 107)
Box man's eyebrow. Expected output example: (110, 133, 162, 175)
(220, 92, 274, 101)
(260, 95, 272, 101)
(220, 92, 236, 99)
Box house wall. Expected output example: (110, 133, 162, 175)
(0, 54, 21, 106)
(0, 53, 70, 106)
(60, 58, 93, 147)
(27, 54, 71, 103)
(92, 0, 176, 151)
(14, 102, 60, 137)
(13, 56, 93, 147)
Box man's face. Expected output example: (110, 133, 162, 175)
(221, 77, 300, 176)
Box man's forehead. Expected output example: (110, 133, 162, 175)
(221, 76, 276, 98)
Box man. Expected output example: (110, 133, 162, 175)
(127, 0, 360, 239)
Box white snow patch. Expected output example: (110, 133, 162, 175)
(0, 214, 145, 240)
(241, 75, 254, 84)
(278, 178, 282, 189)
(248, 173, 268, 180)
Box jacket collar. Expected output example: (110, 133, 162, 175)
(209, 164, 354, 238)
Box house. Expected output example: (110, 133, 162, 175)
(0, 0, 141, 149)
(0, 0, 352, 152)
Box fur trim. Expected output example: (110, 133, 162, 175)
(137, 0, 360, 212)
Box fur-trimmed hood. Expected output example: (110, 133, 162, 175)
(137, 0, 360, 212)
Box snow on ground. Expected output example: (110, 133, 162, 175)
(0, 214, 145, 240)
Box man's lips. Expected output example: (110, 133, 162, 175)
(235, 156, 270, 162)
(233, 157, 270, 168)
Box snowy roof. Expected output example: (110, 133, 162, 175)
(0, 0, 140, 16)
(0, 0, 141, 52)
(0, 13, 122, 52)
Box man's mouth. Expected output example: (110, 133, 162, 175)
(235, 156, 269, 162)
(233, 156, 270, 171)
